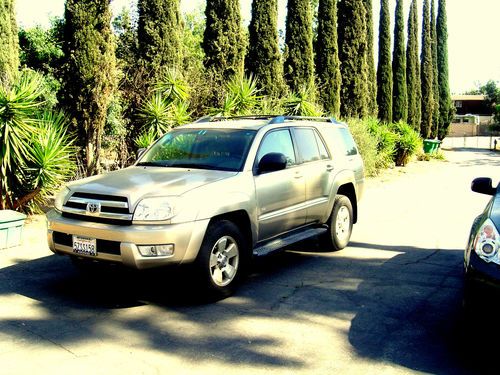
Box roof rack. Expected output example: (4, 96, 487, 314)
(194, 115, 342, 125)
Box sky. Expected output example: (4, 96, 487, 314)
(15, 0, 500, 94)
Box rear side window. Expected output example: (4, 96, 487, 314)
(322, 127, 358, 157)
(294, 128, 325, 163)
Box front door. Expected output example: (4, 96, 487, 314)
(254, 129, 306, 241)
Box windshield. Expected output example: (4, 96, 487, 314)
(137, 128, 257, 172)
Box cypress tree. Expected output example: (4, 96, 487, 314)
(204, 0, 244, 83)
(315, 0, 341, 116)
(363, 0, 377, 116)
(430, 0, 440, 137)
(137, 0, 182, 83)
(377, 0, 392, 123)
(420, 0, 434, 138)
(437, 0, 452, 139)
(392, 0, 407, 123)
(406, 0, 421, 130)
(246, 0, 285, 97)
(63, 0, 116, 176)
(338, 0, 368, 118)
(284, 0, 314, 93)
(0, 0, 19, 85)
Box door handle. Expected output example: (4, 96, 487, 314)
(326, 164, 334, 172)
(294, 172, 303, 179)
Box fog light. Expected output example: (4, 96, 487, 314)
(138, 244, 174, 257)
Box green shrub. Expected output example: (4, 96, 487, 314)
(389, 121, 422, 166)
(346, 118, 380, 177)
(365, 117, 396, 170)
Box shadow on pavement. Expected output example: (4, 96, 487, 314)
(0, 241, 496, 373)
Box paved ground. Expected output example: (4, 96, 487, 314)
(1, 148, 499, 374)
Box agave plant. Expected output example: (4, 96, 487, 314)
(282, 86, 323, 117)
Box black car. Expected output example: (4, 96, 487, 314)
(464, 178, 500, 290)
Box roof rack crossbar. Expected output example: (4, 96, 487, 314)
(193, 115, 342, 125)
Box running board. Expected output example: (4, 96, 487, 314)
(253, 227, 327, 257)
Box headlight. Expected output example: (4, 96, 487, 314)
(54, 187, 70, 211)
(474, 219, 500, 262)
(133, 197, 182, 222)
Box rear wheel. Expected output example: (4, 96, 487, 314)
(194, 220, 248, 298)
(322, 195, 353, 251)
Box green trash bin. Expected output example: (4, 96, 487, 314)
(423, 139, 441, 154)
(0, 210, 27, 249)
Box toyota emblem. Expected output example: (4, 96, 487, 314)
(86, 202, 101, 215)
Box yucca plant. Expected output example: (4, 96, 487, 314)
(25, 111, 76, 211)
(138, 93, 171, 137)
(226, 74, 262, 115)
(155, 69, 190, 103)
(0, 70, 75, 211)
(170, 100, 192, 127)
(282, 86, 323, 117)
(389, 121, 423, 166)
(134, 127, 157, 149)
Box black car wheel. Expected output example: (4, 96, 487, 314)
(194, 220, 249, 298)
(322, 195, 353, 251)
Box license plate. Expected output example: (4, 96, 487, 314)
(72, 235, 97, 256)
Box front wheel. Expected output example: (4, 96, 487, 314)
(194, 220, 248, 298)
(322, 195, 353, 251)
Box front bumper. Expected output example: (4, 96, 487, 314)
(46, 210, 209, 269)
(468, 250, 500, 285)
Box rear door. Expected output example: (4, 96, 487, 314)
(292, 127, 333, 223)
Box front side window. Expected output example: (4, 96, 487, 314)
(257, 129, 296, 167)
(138, 129, 257, 171)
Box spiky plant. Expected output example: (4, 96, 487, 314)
(282, 86, 323, 117)
(138, 93, 171, 136)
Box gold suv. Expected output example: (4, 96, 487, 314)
(47, 116, 364, 296)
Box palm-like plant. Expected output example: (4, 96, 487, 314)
(155, 69, 190, 103)
(170, 100, 192, 127)
(138, 93, 171, 137)
(0, 70, 75, 211)
(282, 86, 323, 117)
(226, 74, 262, 115)
(0, 70, 45, 209)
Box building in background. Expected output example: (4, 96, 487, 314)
(448, 94, 494, 136)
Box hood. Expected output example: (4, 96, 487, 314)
(67, 166, 237, 206)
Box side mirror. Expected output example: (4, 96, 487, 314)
(137, 148, 146, 159)
(258, 152, 287, 174)
(471, 177, 496, 196)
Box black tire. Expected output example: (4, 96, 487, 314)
(194, 220, 249, 298)
(322, 195, 353, 251)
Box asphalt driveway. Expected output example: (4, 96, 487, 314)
(1, 148, 499, 374)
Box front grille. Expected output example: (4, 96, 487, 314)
(53, 231, 121, 255)
(62, 192, 132, 224)
(62, 212, 132, 226)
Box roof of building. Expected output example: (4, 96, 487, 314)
(451, 94, 486, 101)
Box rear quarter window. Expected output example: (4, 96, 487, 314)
(321, 127, 358, 158)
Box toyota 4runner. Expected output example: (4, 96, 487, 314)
(47, 116, 364, 296)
